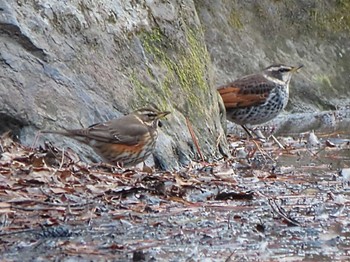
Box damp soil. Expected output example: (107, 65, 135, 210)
(0, 132, 350, 261)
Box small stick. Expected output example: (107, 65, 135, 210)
(31, 131, 42, 150)
(186, 117, 205, 162)
(225, 250, 236, 262)
(271, 135, 285, 149)
(251, 140, 275, 162)
(59, 147, 65, 169)
(0, 228, 37, 237)
(268, 198, 301, 226)
(215, 132, 223, 149)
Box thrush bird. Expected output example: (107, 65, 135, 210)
(42, 107, 170, 166)
(218, 64, 303, 134)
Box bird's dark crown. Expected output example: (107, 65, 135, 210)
(264, 64, 293, 73)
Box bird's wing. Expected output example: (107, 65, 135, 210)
(218, 75, 275, 109)
(67, 116, 149, 145)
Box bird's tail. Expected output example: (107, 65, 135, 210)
(40, 130, 72, 136)
(40, 129, 89, 144)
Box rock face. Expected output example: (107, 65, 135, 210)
(1, 0, 350, 169)
(0, 0, 228, 170)
(195, 0, 350, 134)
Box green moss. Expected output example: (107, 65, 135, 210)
(130, 71, 171, 112)
(130, 73, 160, 109)
(312, 74, 344, 106)
(253, 3, 268, 20)
(314, 74, 333, 89)
(309, 1, 350, 33)
(228, 9, 244, 29)
(331, 0, 350, 31)
(77, 2, 93, 14)
(107, 11, 117, 24)
(135, 27, 211, 113)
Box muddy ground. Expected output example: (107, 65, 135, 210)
(1, 130, 350, 261)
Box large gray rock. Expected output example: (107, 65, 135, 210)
(2, 0, 349, 169)
(0, 0, 228, 170)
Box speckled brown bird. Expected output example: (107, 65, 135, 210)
(42, 107, 170, 166)
(218, 64, 303, 132)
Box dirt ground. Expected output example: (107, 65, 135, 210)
(1, 131, 350, 261)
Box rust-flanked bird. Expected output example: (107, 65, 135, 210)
(42, 107, 170, 166)
(218, 64, 303, 134)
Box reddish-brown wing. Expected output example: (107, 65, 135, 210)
(218, 74, 275, 109)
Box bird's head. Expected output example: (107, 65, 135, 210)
(263, 64, 303, 84)
(134, 107, 171, 128)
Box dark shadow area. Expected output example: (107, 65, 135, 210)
(0, 113, 26, 138)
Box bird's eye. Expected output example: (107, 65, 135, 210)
(278, 68, 290, 73)
(147, 113, 156, 118)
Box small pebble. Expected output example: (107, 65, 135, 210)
(308, 130, 320, 147)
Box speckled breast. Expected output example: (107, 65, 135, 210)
(228, 86, 289, 125)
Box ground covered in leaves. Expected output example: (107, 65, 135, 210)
(1, 131, 350, 261)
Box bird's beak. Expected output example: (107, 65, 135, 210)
(158, 111, 171, 118)
(292, 65, 304, 73)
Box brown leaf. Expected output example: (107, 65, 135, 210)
(31, 154, 47, 167)
(50, 187, 69, 194)
(57, 170, 73, 182)
(174, 173, 195, 186)
(0, 202, 13, 213)
(86, 184, 108, 194)
(29, 169, 53, 184)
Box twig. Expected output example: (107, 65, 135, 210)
(216, 132, 223, 150)
(49, 147, 66, 177)
(271, 135, 285, 149)
(4, 199, 95, 208)
(225, 250, 236, 262)
(268, 198, 301, 226)
(31, 131, 41, 150)
(251, 140, 275, 162)
(185, 117, 205, 162)
(0, 228, 37, 237)
(251, 140, 266, 161)
(305, 146, 326, 162)
(9, 206, 68, 212)
(59, 147, 65, 169)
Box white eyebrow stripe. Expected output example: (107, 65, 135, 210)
(262, 73, 286, 85)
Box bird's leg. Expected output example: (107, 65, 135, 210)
(241, 125, 254, 138)
(241, 125, 266, 141)
(264, 124, 285, 149)
(241, 125, 276, 162)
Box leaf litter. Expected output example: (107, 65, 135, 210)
(0, 131, 350, 261)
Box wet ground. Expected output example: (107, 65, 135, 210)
(0, 131, 350, 261)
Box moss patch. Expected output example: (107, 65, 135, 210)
(228, 9, 243, 29)
(107, 11, 117, 24)
(135, 27, 212, 115)
(313, 74, 333, 89)
(309, 1, 350, 33)
(129, 72, 169, 111)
